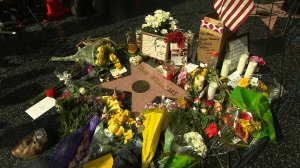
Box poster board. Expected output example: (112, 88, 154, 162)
(140, 31, 169, 61)
(225, 34, 249, 71)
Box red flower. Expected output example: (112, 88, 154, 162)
(239, 112, 253, 121)
(45, 88, 56, 98)
(205, 123, 219, 139)
(61, 91, 71, 99)
(164, 31, 186, 48)
(205, 100, 215, 107)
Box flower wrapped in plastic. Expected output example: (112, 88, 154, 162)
(50, 38, 123, 79)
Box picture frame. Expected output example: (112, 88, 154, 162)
(140, 31, 169, 61)
(225, 33, 249, 71)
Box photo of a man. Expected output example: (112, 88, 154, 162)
(141, 33, 167, 60)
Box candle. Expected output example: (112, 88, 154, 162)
(236, 54, 249, 75)
(207, 82, 218, 100)
(194, 75, 205, 91)
(244, 61, 258, 78)
(220, 59, 232, 77)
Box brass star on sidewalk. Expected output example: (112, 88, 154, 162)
(101, 62, 188, 112)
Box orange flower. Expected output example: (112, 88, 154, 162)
(239, 78, 250, 87)
(201, 68, 207, 76)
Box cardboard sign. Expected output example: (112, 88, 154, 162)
(197, 12, 235, 68)
(226, 34, 249, 71)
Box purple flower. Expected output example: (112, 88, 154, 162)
(86, 65, 93, 74)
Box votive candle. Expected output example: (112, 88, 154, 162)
(220, 59, 232, 77)
(207, 82, 218, 100)
(236, 54, 249, 75)
(244, 61, 258, 78)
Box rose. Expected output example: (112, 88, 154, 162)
(239, 112, 253, 121)
(45, 88, 56, 98)
(205, 123, 219, 139)
(205, 100, 215, 107)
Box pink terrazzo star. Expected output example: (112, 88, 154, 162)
(101, 62, 188, 112)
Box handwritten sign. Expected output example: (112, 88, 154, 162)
(197, 27, 223, 64)
(25, 97, 56, 120)
(226, 34, 249, 71)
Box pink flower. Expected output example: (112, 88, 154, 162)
(249, 56, 266, 65)
(177, 71, 187, 85)
(205, 123, 219, 139)
(86, 64, 93, 74)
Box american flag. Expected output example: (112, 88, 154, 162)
(213, 0, 255, 32)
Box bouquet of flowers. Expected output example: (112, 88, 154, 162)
(50, 38, 123, 80)
(142, 9, 178, 36)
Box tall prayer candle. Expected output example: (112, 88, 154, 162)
(244, 61, 258, 78)
(220, 59, 232, 77)
(207, 82, 218, 100)
(236, 54, 249, 75)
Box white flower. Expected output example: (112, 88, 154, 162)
(161, 29, 168, 35)
(183, 132, 207, 158)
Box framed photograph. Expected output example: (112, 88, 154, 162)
(140, 31, 169, 61)
(225, 33, 249, 71)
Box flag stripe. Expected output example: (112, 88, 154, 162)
(213, 0, 254, 32)
(226, 0, 254, 29)
(222, 0, 245, 26)
(219, 0, 235, 19)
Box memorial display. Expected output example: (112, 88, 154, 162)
(9, 5, 286, 168)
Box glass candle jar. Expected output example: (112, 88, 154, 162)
(163, 60, 175, 80)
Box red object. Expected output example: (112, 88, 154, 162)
(46, 0, 70, 17)
(46, 88, 56, 98)
(213, 0, 255, 32)
(205, 123, 219, 139)
(205, 99, 215, 107)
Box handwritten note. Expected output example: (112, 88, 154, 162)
(198, 29, 222, 64)
(226, 35, 248, 71)
(25, 97, 56, 120)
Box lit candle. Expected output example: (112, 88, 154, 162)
(220, 59, 232, 77)
(194, 75, 205, 91)
(244, 61, 258, 78)
(236, 54, 249, 75)
(207, 82, 218, 100)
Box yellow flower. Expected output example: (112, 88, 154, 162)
(113, 112, 126, 124)
(126, 117, 136, 125)
(251, 120, 262, 131)
(122, 110, 130, 118)
(124, 129, 134, 144)
(115, 126, 125, 137)
(109, 53, 118, 62)
(108, 123, 119, 134)
(115, 62, 122, 70)
(262, 92, 269, 97)
(175, 99, 187, 109)
(220, 76, 226, 81)
(78, 87, 87, 95)
(239, 78, 250, 87)
(97, 46, 105, 56)
(201, 68, 207, 76)
(191, 68, 200, 78)
(239, 119, 251, 131)
(259, 81, 268, 91)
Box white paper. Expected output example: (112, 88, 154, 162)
(25, 97, 56, 120)
(110, 67, 127, 77)
(250, 77, 259, 86)
(185, 63, 198, 73)
(228, 71, 241, 81)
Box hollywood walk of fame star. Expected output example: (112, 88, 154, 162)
(251, 1, 299, 30)
(100, 62, 188, 112)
